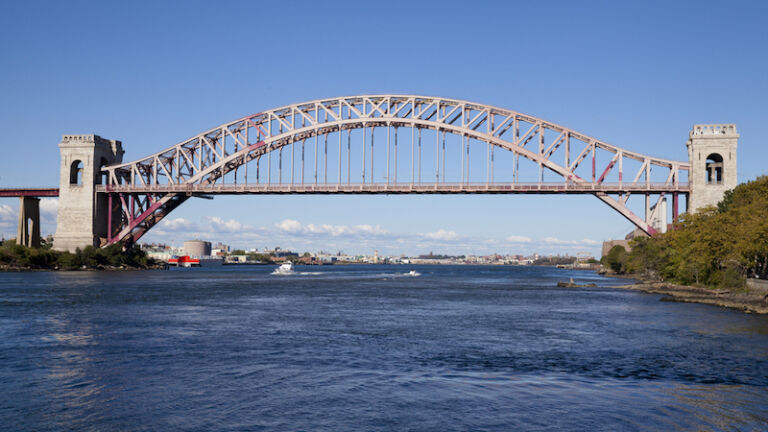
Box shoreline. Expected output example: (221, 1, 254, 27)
(1, 262, 581, 272)
(0, 263, 166, 272)
(604, 278, 768, 315)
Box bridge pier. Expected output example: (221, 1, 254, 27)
(53, 135, 123, 252)
(17, 196, 40, 248)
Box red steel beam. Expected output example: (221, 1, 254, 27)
(0, 188, 59, 197)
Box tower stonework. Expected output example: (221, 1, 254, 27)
(686, 124, 738, 213)
(53, 135, 124, 252)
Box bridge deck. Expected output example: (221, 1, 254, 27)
(0, 188, 59, 197)
(99, 182, 688, 195)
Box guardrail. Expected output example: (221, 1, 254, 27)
(98, 182, 689, 194)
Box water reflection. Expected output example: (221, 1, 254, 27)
(41, 314, 105, 429)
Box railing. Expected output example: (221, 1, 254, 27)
(691, 124, 737, 136)
(98, 182, 689, 194)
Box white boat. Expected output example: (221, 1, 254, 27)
(273, 261, 295, 274)
(408, 270, 421, 276)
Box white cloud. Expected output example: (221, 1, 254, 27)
(276, 219, 388, 238)
(159, 217, 198, 231)
(543, 236, 598, 246)
(39, 198, 58, 216)
(0, 204, 14, 222)
(543, 236, 569, 245)
(276, 219, 302, 233)
(506, 235, 532, 243)
(206, 216, 249, 233)
(423, 229, 458, 241)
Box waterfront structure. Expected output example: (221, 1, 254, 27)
(1, 95, 738, 251)
(183, 240, 212, 257)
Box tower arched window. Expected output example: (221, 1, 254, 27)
(705, 153, 723, 185)
(70, 160, 83, 185)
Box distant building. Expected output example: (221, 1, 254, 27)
(213, 242, 230, 253)
(184, 240, 212, 257)
(601, 240, 630, 257)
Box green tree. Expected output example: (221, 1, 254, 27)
(602, 245, 628, 274)
(623, 176, 768, 288)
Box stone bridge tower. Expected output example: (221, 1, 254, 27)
(686, 124, 738, 213)
(53, 135, 123, 252)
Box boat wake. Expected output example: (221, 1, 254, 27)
(271, 269, 294, 276)
(269, 269, 422, 278)
(270, 270, 325, 276)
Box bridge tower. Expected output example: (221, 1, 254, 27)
(686, 124, 738, 213)
(53, 135, 123, 252)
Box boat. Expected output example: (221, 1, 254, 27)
(168, 255, 200, 267)
(557, 277, 597, 288)
(408, 270, 421, 276)
(273, 261, 295, 274)
(167, 255, 223, 267)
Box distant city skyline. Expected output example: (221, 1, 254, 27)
(1, 1, 766, 256)
(142, 215, 601, 257)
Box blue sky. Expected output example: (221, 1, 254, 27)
(1, 0, 766, 256)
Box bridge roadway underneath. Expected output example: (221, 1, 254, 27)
(0, 188, 59, 248)
(100, 182, 689, 195)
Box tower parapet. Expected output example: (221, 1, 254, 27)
(53, 135, 124, 252)
(686, 124, 738, 213)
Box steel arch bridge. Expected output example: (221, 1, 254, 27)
(101, 95, 689, 247)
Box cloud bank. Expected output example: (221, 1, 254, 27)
(141, 214, 602, 257)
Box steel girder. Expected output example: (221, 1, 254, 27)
(102, 95, 690, 246)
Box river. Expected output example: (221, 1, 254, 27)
(1, 265, 766, 431)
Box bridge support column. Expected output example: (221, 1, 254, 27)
(17, 196, 40, 248)
(687, 125, 738, 213)
(53, 135, 124, 252)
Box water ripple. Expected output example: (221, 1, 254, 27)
(1, 265, 767, 431)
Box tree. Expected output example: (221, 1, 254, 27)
(602, 245, 628, 274)
(623, 176, 768, 288)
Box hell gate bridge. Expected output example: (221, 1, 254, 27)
(2, 95, 738, 251)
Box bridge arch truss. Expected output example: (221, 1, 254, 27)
(102, 95, 690, 246)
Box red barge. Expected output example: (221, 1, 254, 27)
(167, 256, 200, 267)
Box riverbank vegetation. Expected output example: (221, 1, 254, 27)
(603, 176, 768, 289)
(0, 241, 157, 270)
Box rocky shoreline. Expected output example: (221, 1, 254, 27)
(606, 280, 768, 315)
(0, 263, 166, 272)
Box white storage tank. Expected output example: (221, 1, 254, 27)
(183, 240, 211, 257)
